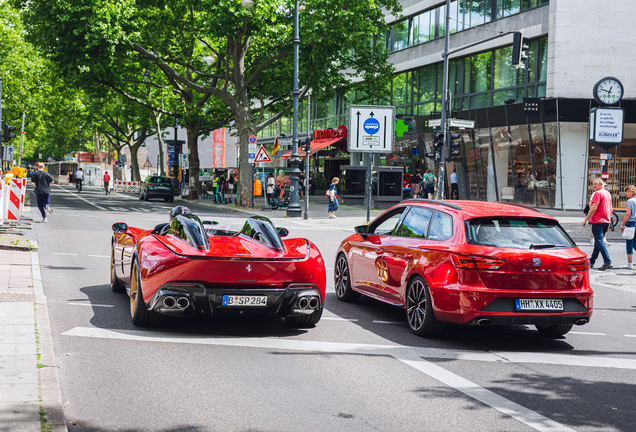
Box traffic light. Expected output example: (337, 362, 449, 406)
(2, 123, 17, 143)
(433, 131, 444, 149)
(447, 131, 461, 159)
(300, 139, 311, 152)
(512, 31, 530, 68)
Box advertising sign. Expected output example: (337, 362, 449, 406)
(590, 107, 624, 148)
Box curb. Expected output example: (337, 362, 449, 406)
(31, 251, 68, 432)
(0, 244, 39, 252)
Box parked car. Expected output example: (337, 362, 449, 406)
(111, 208, 326, 327)
(139, 175, 176, 202)
(334, 200, 593, 338)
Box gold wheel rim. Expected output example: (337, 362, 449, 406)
(130, 264, 138, 318)
(110, 249, 115, 286)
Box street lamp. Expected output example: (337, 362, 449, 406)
(285, 0, 302, 217)
(240, 0, 255, 9)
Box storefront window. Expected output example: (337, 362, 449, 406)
(470, 94, 491, 109)
(491, 126, 513, 202)
(537, 37, 548, 82)
(509, 125, 535, 205)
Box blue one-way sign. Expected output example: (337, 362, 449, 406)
(348, 105, 395, 153)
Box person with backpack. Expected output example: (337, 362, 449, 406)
(422, 169, 437, 199)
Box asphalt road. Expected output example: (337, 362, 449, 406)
(29, 184, 636, 432)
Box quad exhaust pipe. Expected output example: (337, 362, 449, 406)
(163, 296, 190, 310)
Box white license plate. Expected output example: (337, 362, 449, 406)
(515, 299, 563, 311)
(222, 295, 267, 307)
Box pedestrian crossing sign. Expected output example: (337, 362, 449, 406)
(254, 145, 272, 163)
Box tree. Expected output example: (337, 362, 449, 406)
(22, 0, 400, 206)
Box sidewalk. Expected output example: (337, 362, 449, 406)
(0, 209, 66, 431)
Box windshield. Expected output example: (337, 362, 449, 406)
(467, 217, 576, 250)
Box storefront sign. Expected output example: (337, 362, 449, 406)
(523, 98, 540, 116)
(590, 107, 624, 147)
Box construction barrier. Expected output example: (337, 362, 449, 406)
(113, 180, 141, 193)
(6, 179, 22, 222)
(0, 185, 4, 225)
(19, 178, 26, 215)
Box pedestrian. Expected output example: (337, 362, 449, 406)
(228, 174, 235, 201)
(75, 167, 84, 192)
(515, 172, 526, 202)
(266, 173, 275, 205)
(450, 168, 459, 200)
(582, 178, 613, 270)
(422, 169, 436, 200)
(103, 171, 111, 194)
(31, 163, 54, 223)
(328, 177, 340, 218)
(277, 172, 286, 200)
(587, 190, 610, 247)
(411, 170, 422, 198)
(620, 185, 636, 269)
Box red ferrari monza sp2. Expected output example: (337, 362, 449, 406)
(110, 208, 326, 327)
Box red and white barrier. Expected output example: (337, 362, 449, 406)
(113, 180, 141, 193)
(6, 179, 22, 222)
(0, 185, 4, 225)
(19, 178, 26, 215)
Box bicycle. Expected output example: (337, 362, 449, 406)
(610, 211, 619, 231)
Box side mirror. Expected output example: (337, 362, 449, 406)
(355, 225, 369, 237)
(277, 227, 289, 237)
(202, 220, 219, 226)
(112, 222, 128, 233)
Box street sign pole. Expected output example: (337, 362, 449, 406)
(367, 152, 373, 223)
(438, 0, 452, 200)
(18, 113, 25, 166)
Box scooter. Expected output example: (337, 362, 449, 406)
(267, 185, 289, 210)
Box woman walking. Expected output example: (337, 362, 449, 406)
(620, 185, 636, 269)
(328, 177, 340, 218)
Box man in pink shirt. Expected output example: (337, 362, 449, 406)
(582, 178, 613, 270)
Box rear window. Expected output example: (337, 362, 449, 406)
(149, 177, 171, 185)
(467, 217, 576, 249)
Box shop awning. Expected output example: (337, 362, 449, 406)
(281, 137, 344, 159)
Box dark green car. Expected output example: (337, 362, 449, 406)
(139, 176, 176, 202)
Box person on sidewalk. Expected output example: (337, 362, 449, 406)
(104, 171, 111, 194)
(299, 173, 305, 202)
(422, 169, 436, 200)
(587, 190, 610, 247)
(328, 177, 340, 218)
(450, 168, 459, 200)
(582, 178, 613, 270)
(75, 167, 84, 192)
(620, 185, 636, 269)
(31, 163, 54, 223)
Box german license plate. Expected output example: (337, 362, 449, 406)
(222, 295, 267, 307)
(515, 299, 563, 311)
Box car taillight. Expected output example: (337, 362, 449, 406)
(564, 259, 590, 272)
(452, 254, 507, 270)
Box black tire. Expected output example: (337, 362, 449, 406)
(110, 246, 125, 293)
(285, 308, 322, 328)
(169, 196, 174, 203)
(130, 260, 162, 326)
(406, 276, 444, 337)
(334, 254, 360, 302)
(610, 212, 619, 231)
(535, 324, 573, 337)
(139, 192, 144, 200)
(143, 193, 149, 202)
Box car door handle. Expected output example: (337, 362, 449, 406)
(376, 249, 385, 255)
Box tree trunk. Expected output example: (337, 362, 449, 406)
(129, 143, 141, 181)
(186, 123, 199, 200)
(237, 118, 253, 207)
(95, 134, 104, 164)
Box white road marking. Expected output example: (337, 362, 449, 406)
(67, 303, 114, 308)
(569, 331, 606, 336)
(373, 320, 404, 325)
(51, 253, 78, 256)
(88, 255, 110, 258)
(624, 335, 636, 338)
(54, 185, 107, 210)
(321, 317, 358, 322)
(393, 351, 575, 432)
(64, 326, 615, 431)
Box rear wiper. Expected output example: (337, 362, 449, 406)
(529, 244, 565, 249)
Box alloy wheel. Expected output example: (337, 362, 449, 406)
(406, 279, 427, 331)
(130, 264, 138, 318)
(335, 256, 349, 298)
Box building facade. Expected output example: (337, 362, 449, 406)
(259, 0, 636, 210)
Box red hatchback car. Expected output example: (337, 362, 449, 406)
(334, 200, 593, 337)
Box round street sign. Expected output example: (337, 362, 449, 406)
(363, 118, 380, 135)
(249, 135, 257, 144)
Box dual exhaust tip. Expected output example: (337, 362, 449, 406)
(163, 296, 190, 310)
(297, 296, 319, 310)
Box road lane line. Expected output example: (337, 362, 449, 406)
(624, 335, 636, 338)
(51, 253, 78, 256)
(393, 351, 575, 432)
(54, 185, 107, 210)
(67, 303, 114, 308)
(321, 317, 359, 322)
(569, 331, 606, 336)
(373, 320, 404, 325)
(88, 255, 110, 258)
